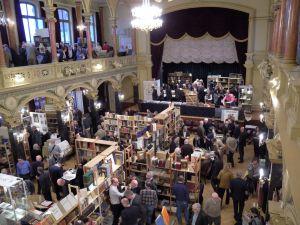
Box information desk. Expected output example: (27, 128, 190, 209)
(139, 101, 244, 120)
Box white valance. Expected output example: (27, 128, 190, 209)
(162, 34, 239, 64)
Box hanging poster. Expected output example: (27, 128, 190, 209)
(30, 112, 48, 134)
(221, 109, 239, 122)
(143, 80, 161, 101)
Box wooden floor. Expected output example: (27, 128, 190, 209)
(61, 144, 258, 225)
(201, 144, 258, 225)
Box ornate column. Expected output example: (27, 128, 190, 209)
(83, 14, 93, 59)
(2, 0, 17, 51)
(244, 15, 255, 85)
(113, 85, 122, 114)
(131, 29, 136, 55)
(76, 0, 84, 41)
(99, 7, 105, 45)
(43, 3, 58, 62)
(276, 0, 287, 57)
(271, 8, 280, 54)
(136, 30, 152, 99)
(133, 80, 139, 104)
(244, 53, 254, 85)
(283, 0, 300, 62)
(0, 33, 6, 67)
(110, 17, 118, 57)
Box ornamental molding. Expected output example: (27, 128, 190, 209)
(0, 66, 137, 99)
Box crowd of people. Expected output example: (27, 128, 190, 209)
(3, 41, 132, 67)
(8, 104, 270, 225)
(152, 79, 238, 107)
(101, 115, 269, 225)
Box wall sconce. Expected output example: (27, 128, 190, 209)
(259, 113, 264, 122)
(77, 24, 86, 31)
(82, 89, 89, 95)
(94, 101, 102, 110)
(20, 107, 29, 115)
(189, 73, 192, 77)
(118, 93, 125, 101)
(14, 74, 25, 83)
(94, 64, 103, 71)
(259, 168, 264, 180)
(61, 111, 70, 123)
(13, 132, 24, 142)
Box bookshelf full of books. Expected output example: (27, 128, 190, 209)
(75, 138, 118, 163)
(80, 145, 124, 224)
(103, 113, 153, 149)
(154, 104, 179, 141)
(0, 143, 15, 174)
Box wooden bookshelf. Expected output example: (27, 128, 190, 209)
(103, 113, 153, 149)
(154, 104, 180, 141)
(79, 145, 124, 223)
(125, 146, 201, 212)
(167, 72, 192, 86)
(207, 75, 244, 90)
(0, 143, 15, 174)
(75, 138, 117, 163)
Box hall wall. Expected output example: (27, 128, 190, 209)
(124, 0, 272, 104)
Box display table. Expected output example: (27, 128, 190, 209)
(139, 101, 244, 120)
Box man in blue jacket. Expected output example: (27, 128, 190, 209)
(173, 175, 189, 225)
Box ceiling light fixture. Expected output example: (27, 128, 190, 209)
(131, 0, 163, 32)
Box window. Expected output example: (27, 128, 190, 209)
(58, 8, 71, 44)
(89, 14, 97, 44)
(20, 2, 44, 43)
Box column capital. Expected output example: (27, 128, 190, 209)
(43, 6, 56, 19)
(112, 84, 121, 92)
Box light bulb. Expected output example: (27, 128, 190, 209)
(259, 168, 264, 179)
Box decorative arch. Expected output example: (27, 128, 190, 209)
(64, 83, 96, 99)
(97, 78, 120, 90)
(120, 73, 138, 84)
(15, 91, 65, 116)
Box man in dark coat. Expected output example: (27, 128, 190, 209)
(238, 127, 247, 163)
(38, 167, 52, 201)
(49, 163, 64, 200)
(190, 203, 208, 225)
(230, 171, 248, 224)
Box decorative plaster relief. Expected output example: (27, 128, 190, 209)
(56, 86, 66, 97)
(4, 96, 17, 110)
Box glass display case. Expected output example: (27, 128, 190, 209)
(238, 85, 253, 112)
(0, 174, 28, 224)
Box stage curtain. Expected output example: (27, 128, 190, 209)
(14, 0, 26, 43)
(151, 7, 249, 78)
(54, 4, 61, 43)
(95, 12, 102, 45)
(162, 34, 238, 64)
(72, 7, 79, 43)
(162, 62, 243, 85)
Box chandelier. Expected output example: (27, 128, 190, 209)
(131, 0, 163, 32)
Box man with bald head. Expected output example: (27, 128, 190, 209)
(120, 198, 140, 225)
(129, 179, 140, 194)
(109, 178, 124, 225)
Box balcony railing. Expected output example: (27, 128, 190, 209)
(0, 55, 137, 88)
